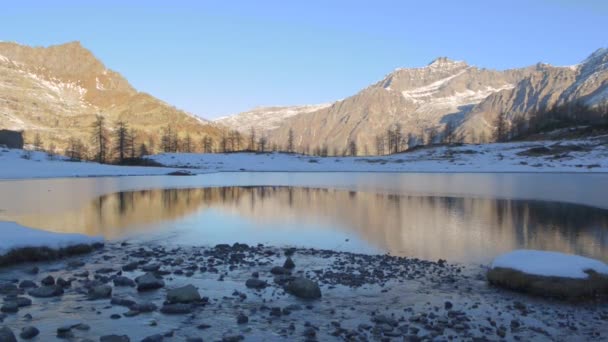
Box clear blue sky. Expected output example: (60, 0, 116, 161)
(1, 0, 607, 118)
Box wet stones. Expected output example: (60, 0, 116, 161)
(131, 302, 157, 313)
(135, 273, 165, 292)
(113, 276, 135, 287)
(0, 327, 16, 342)
(141, 334, 164, 342)
(18, 280, 36, 289)
(28, 285, 63, 298)
(88, 284, 112, 299)
(40, 275, 55, 286)
(19, 326, 39, 340)
(270, 266, 289, 275)
(121, 262, 139, 272)
(160, 303, 192, 314)
(166, 284, 201, 303)
(236, 312, 249, 324)
(100, 335, 130, 342)
(0, 302, 18, 313)
(284, 277, 322, 299)
(110, 297, 136, 307)
(283, 257, 295, 270)
(245, 278, 267, 289)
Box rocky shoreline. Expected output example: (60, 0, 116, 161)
(1, 242, 607, 341)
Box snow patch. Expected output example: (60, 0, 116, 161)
(0, 221, 103, 256)
(491, 250, 608, 279)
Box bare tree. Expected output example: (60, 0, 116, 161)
(258, 136, 267, 152)
(375, 135, 385, 155)
(442, 120, 455, 144)
(91, 115, 109, 163)
(249, 127, 256, 151)
(33, 133, 43, 151)
(348, 139, 358, 156)
(427, 127, 438, 145)
(138, 143, 149, 157)
(183, 134, 193, 153)
(287, 128, 295, 153)
(202, 136, 214, 153)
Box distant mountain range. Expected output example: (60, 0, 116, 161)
(0, 41, 224, 151)
(219, 49, 608, 154)
(1, 41, 606, 155)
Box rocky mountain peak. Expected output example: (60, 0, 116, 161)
(427, 57, 468, 70)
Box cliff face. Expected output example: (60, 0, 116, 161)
(0, 41, 224, 152)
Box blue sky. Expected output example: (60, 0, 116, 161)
(1, 1, 607, 118)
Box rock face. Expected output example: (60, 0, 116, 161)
(0, 41, 226, 151)
(166, 284, 201, 303)
(284, 277, 322, 299)
(217, 49, 608, 155)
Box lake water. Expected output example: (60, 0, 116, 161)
(1, 172, 607, 264)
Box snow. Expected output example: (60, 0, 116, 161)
(491, 250, 608, 279)
(0, 136, 607, 180)
(0, 148, 180, 179)
(401, 69, 469, 102)
(147, 137, 608, 174)
(214, 104, 331, 132)
(0, 221, 103, 256)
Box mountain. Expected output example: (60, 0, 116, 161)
(219, 50, 608, 155)
(0, 41, 224, 152)
(214, 104, 331, 133)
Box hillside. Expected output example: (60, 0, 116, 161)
(0, 41, 225, 153)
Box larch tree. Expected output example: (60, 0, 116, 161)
(91, 114, 109, 163)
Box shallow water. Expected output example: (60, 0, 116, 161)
(1, 172, 607, 263)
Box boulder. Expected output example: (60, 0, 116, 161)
(100, 335, 130, 342)
(135, 273, 164, 292)
(28, 285, 63, 298)
(19, 326, 39, 340)
(488, 250, 608, 299)
(89, 284, 112, 299)
(0, 327, 16, 342)
(284, 277, 322, 299)
(166, 284, 201, 303)
(245, 278, 267, 289)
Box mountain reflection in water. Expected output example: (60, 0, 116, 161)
(6, 186, 608, 263)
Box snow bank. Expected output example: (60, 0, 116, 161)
(0, 221, 103, 256)
(0, 148, 178, 179)
(491, 250, 608, 279)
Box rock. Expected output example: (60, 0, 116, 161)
(56, 277, 70, 288)
(18, 280, 37, 289)
(185, 338, 203, 342)
(270, 266, 289, 275)
(160, 303, 192, 314)
(487, 266, 608, 298)
(0, 327, 16, 342)
(67, 260, 85, 268)
(167, 170, 193, 176)
(113, 276, 135, 287)
(40, 275, 55, 286)
(166, 284, 201, 303)
(111, 297, 137, 307)
(372, 314, 398, 327)
(141, 334, 164, 342)
(15, 297, 32, 307)
(28, 285, 63, 298)
(89, 284, 113, 299)
(135, 273, 164, 291)
(236, 312, 248, 324)
(444, 301, 453, 310)
(24, 266, 39, 275)
(19, 326, 39, 339)
(0, 302, 18, 313)
(122, 262, 139, 271)
(245, 278, 267, 289)
(283, 257, 295, 269)
(96, 268, 115, 274)
(221, 335, 244, 342)
(141, 264, 161, 272)
(285, 277, 322, 299)
(131, 302, 157, 313)
(100, 335, 130, 342)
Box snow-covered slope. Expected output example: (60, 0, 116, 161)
(214, 104, 331, 133)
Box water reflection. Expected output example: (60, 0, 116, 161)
(5, 186, 608, 263)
